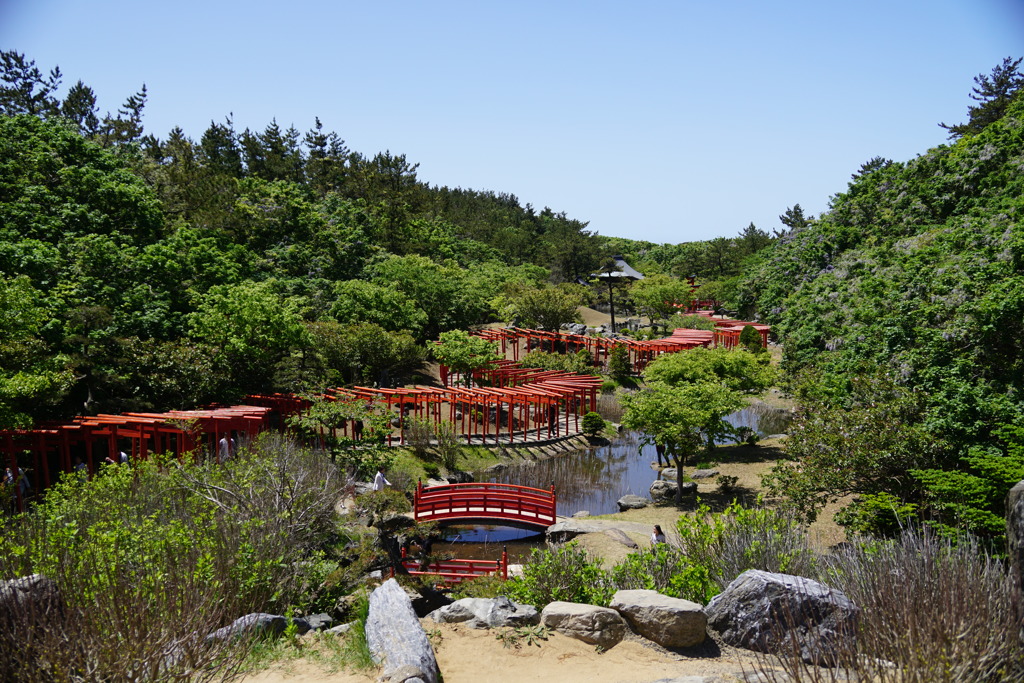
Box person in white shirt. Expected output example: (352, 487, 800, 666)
(373, 468, 390, 491)
(652, 524, 666, 545)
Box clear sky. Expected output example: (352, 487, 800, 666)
(2, 1, 1022, 243)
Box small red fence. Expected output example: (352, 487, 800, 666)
(413, 481, 557, 530)
(392, 547, 509, 586)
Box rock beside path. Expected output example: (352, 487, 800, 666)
(541, 601, 627, 650)
(365, 579, 439, 683)
(706, 569, 858, 666)
(617, 494, 650, 511)
(610, 589, 707, 648)
(428, 597, 539, 629)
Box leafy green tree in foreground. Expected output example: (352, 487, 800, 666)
(621, 381, 745, 504)
(642, 346, 777, 395)
(432, 330, 501, 388)
(495, 282, 586, 331)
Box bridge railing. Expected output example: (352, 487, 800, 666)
(392, 547, 509, 586)
(413, 481, 556, 528)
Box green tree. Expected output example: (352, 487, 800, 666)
(329, 279, 427, 336)
(762, 372, 949, 524)
(496, 282, 586, 331)
(642, 346, 776, 395)
(432, 330, 501, 388)
(0, 50, 61, 116)
(941, 56, 1024, 138)
(0, 276, 73, 427)
(186, 279, 308, 392)
(620, 381, 745, 503)
(628, 274, 694, 331)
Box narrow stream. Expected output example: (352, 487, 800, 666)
(431, 401, 792, 564)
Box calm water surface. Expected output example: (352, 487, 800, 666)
(433, 401, 791, 563)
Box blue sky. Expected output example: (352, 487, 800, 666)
(2, 1, 1022, 243)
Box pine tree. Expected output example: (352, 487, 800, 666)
(940, 56, 1024, 138)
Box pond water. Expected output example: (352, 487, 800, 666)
(430, 400, 792, 563)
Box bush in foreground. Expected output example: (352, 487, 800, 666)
(0, 434, 347, 681)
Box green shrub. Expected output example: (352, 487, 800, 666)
(611, 544, 711, 603)
(503, 542, 613, 608)
(581, 411, 606, 437)
(675, 501, 815, 601)
(739, 324, 765, 353)
(607, 345, 632, 381)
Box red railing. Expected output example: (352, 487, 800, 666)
(391, 546, 509, 586)
(413, 481, 557, 529)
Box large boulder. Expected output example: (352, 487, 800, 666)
(540, 601, 627, 649)
(617, 494, 650, 511)
(610, 589, 706, 648)
(206, 613, 312, 642)
(650, 479, 698, 503)
(365, 579, 439, 683)
(428, 596, 539, 628)
(705, 569, 858, 666)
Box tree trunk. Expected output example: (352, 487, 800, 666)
(674, 455, 686, 506)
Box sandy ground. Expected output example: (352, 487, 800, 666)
(242, 622, 773, 683)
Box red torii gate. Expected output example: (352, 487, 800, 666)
(1, 405, 273, 512)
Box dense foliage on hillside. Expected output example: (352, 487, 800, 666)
(0, 52, 624, 425)
(741, 71, 1024, 539)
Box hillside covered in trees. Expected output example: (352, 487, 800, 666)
(0, 51, 781, 429)
(738, 59, 1024, 540)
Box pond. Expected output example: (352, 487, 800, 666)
(430, 400, 792, 562)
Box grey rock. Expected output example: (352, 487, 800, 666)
(428, 596, 539, 628)
(304, 613, 335, 631)
(564, 323, 588, 335)
(484, 463, 508, 473)
(706, 570, 858, 666)
(610, 589, 706, 648)
(540, 601, 627, 649)
(572, 510, 591, 518)
(650, 479, 677, 502)
(546, 520, 605, 543)
(445, 470, 474, 484)
(326, 621, 355, 635)
(661, 468, 677, 479)
(602, 528, 639, 549)
(690, 469, 720, 480)
(1007, 480, 1024, 595)
(617, 494, 650, 511)
(365, 579, 439, 683)
(0, 574, 64, 627)
(425, 478, 448, 488)
(650, 479, 697, 503)
(206, 613, 312, 642)
(384, 664, 430, 682)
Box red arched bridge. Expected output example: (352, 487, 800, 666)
(413, 481, 557, 530)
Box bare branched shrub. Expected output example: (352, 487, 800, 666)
(750, 528, 1024, 682)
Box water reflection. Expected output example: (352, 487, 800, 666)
(723, 400, 793, 438)
(439, 403, 791, 562)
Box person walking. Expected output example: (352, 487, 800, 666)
(373, 468, 391, 491)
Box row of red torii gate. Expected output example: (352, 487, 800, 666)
(1, 315, 769, 511)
